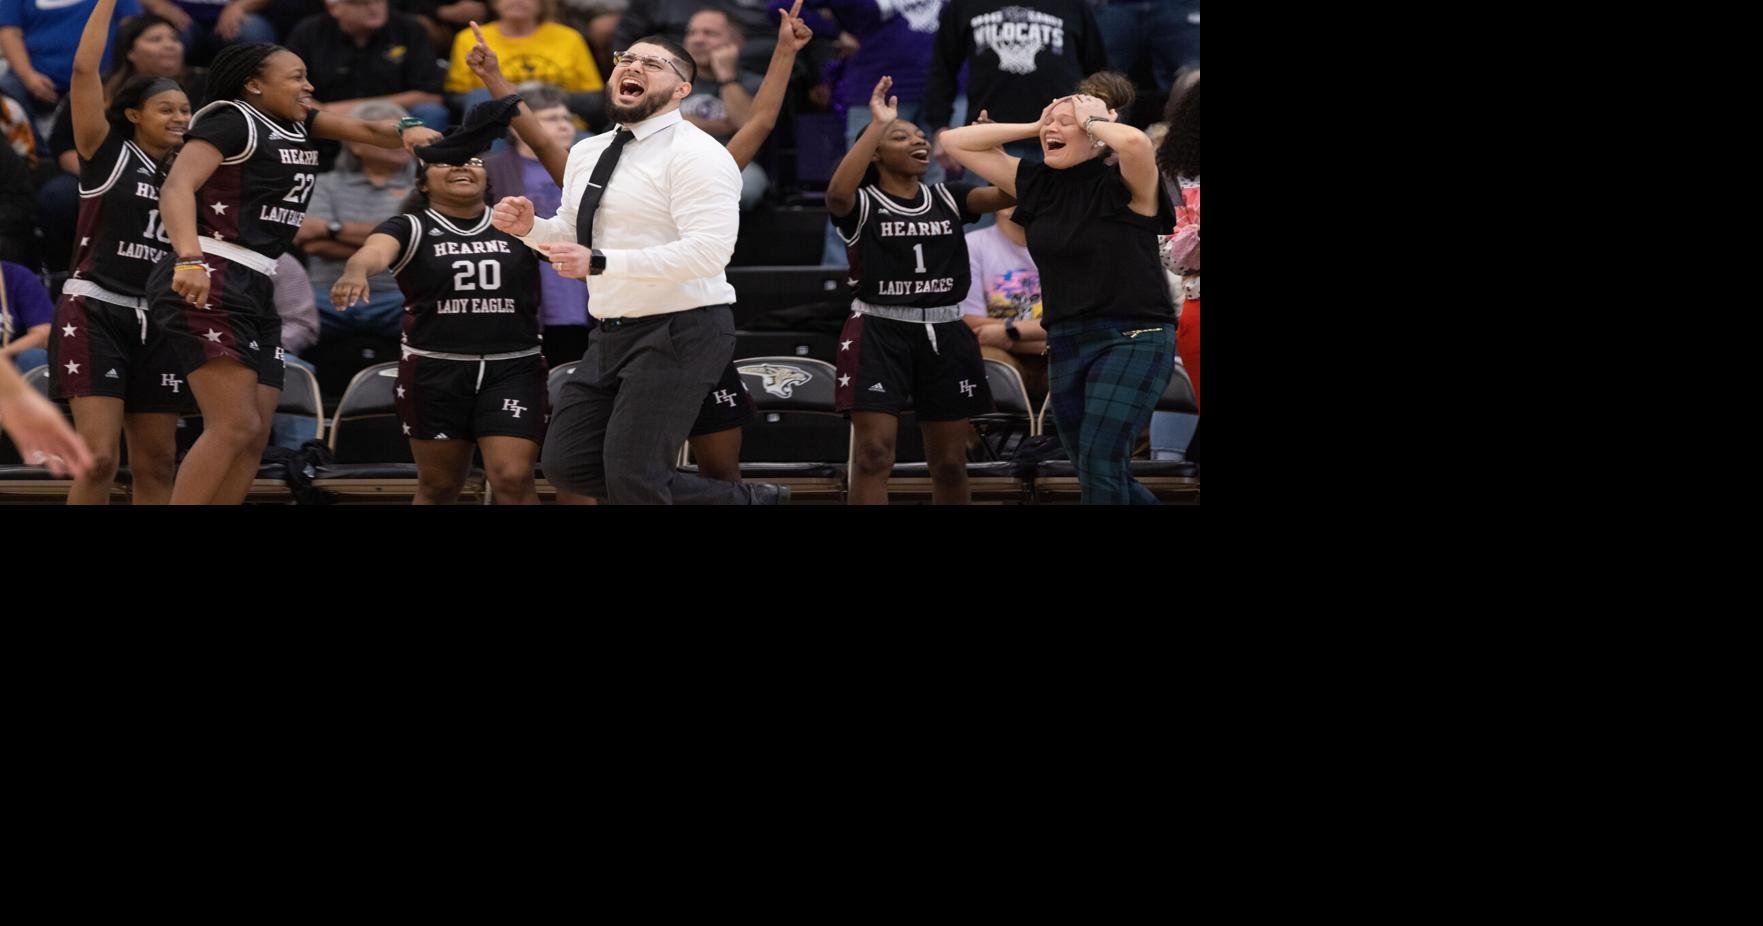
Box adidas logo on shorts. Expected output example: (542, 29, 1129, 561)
(105, 368, 119, 378)
(868, 382, 886, 393)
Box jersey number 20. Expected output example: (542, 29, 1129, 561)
(452, 259, 502, 291)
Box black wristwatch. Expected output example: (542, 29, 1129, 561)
(589, 251, 606, 275)
(326, 220, 343, 239)
(1004, 318, 1021, 342)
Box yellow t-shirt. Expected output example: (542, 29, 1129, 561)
(445, 22, 603, 94)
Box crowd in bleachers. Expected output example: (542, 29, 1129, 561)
(0, 0, 1198, 504)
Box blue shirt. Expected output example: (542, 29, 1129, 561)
(0, 0, 143, 88)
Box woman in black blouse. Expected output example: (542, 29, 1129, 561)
(941, 92, 1176, 504)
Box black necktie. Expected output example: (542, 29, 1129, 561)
(576, 127, 634, 248)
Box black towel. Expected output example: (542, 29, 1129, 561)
(414, 95, 524, 164)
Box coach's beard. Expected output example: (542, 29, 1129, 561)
(607, 87, 674, 125)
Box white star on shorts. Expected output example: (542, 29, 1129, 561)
(396, 385, 405, 398)
(204, 329, 223, 342)
(210, 201, 229, 215)
(840, 340, 852, 351)
(64, 361, 80, 374)
(839, 374, 850, 387)
(62, 324, 77, 337)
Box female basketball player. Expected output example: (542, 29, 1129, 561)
(148, 41, 441, 504)
(828, 75, 1012, 505)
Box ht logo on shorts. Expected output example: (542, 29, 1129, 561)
(712, 389, 737, 407)
(503, 399, 527, 418)
(162, 373, 183, 393)
(958, 379, 975, 397)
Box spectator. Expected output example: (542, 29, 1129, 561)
(481, 83, 592, 367)
(274, 253, 321, 359)
(1, 258, 50, 372)
(444, 0, 602, 117)
(960, 204, 1046, 401)
(0, 96, 33, 164)
(1155, 74, 1196, 409)
(614, 0, 776, 74)
(285, 0, 448, 132)
(557, 0, 624, 80)
(0, 140, 35, 269)
(101, 12, 210, 102)
(1143, 64, 1196, 149)
(293, 99, 419, 342)
(394, 0, 490, 54)
(0, 0, 144, 128)
(923, 0, 1105, 174)
(774, 0, 944, 263)
(269, 252, 321, 450)
(262, 0, 327, 39)
(1086, 0, 1196, 96)
(137, 1, 277, 66)
(770, 1, 940, 144)
(680, 7, 767, 208)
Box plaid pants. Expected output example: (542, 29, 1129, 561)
(1046, 318, 1176, 504)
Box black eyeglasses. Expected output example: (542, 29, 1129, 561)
(612, 50, 687, 81)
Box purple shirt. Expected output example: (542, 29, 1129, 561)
(522, 156, 590, 327)
(1, 259, 53, 347)
(774, 0, 944, 107)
